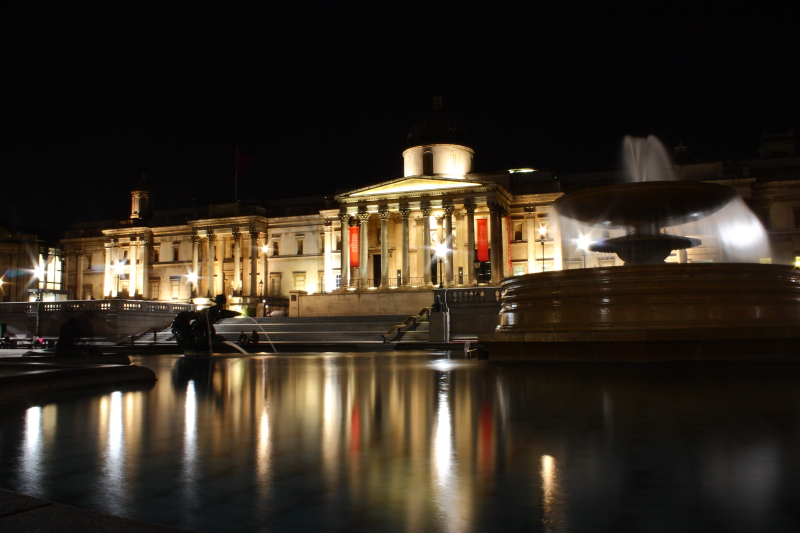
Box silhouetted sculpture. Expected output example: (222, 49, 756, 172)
(171, 294, 241, 355)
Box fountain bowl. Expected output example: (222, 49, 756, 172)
(553, 181, 738, 229)
(479, 263, 800, 361)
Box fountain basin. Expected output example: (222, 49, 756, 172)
(553, 181, 738, 228)
(480, 263, 800, 361)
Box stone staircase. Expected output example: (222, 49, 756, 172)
(213, 315, 414, 345)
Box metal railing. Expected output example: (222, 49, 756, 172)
(383, 307, 431, 343)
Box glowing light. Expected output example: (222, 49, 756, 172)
(32, 265, 45, 280)
(539, 225, 548, 237)
(0, 278, 4, 287)
(261, 245, 269, 254)
(186, 272, 198, 284)
(509, 168, 535, 173)
(795, 256, 800, 268)
(576, 235, 592, 251)
(113, 261, 124, 274)
(436, 243, 448, 258)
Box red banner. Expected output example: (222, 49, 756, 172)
(349, 227, 360, 268)
(477, 219, 489, 262)
(507, 215, 512, 273)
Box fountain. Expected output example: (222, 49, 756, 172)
(480, 136, 800, 361)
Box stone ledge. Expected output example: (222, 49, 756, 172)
(0, 487, 196, 532)
(0, 365, 156, 403)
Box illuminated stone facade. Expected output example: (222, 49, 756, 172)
(48, 105, 800, 310)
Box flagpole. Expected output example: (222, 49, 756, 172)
(234, 147, 238, 202)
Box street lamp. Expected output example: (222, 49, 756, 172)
(113, 261, 124, 297)
(259, 279, 264, 298)
(577, 235, 592, 268)
(436, 243, 447, 289)
(539, 225, 547, 272)
(187, 271, 198, 301)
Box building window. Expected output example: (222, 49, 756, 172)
(85, 254, 92, 270)
(293, 272, 306, 290)
(150, 280, 160, 300)
(513, 221, 523, 241)
(335, 232, 342, 251)
(170, 277, 180, 299)
(756, 209, 771, 230)
(423, 149, 433, 175)
(82, 285, 93, 300)
(270, 274, 281, 295)
(335, 274, 341, 289)
(296, 238, 304, 255)
(153, 249, 159, 263)
(173, 246, 179, 262)
(272, 241, 279, 257)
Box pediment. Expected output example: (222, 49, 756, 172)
(336, 176, 487, 200)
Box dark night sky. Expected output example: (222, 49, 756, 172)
(3, 4, 798, 233)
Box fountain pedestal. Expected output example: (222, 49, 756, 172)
(480, 264, 800, 361)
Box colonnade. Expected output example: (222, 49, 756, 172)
(335, 200, 510, 289)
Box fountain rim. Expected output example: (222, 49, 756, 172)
(553, 180, 738, 229)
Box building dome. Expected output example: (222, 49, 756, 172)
(406, 96, 470, 149)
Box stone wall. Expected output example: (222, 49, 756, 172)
(295, 290, 434, 317)
(0, 300, 192, 342)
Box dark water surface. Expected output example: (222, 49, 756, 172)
(1, 353, 800, 532)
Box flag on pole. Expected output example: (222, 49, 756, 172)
(235, 147, 255, 201)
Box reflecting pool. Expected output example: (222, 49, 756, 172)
(2, 353, 800, 532)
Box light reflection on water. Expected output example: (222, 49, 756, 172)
(1, 354, 800, 532)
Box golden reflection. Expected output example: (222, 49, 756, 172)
(541, 455, 568, 533)
(101, 391, 127, 515)
(432, 373, 469, 531)
(182, 380, 198, 506)
(20, 406, 42, 494)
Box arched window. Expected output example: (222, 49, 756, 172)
(423, 149, 433, 175)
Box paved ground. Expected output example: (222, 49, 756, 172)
(0, 488, 198, 532)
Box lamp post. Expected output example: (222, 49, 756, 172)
(187, 272, 198, 303)
(577, 235, 592, 269)
(539, 225, 547, 273)
(436, 244, 447, 289)
(259, 279, 264, 298)
(473, 259, 481, 284)
(113, 261, 124, 298)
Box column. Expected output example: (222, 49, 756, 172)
(490, 203, 503, 284)
(443, 205, 454, 284)
(400, 208, 410, 287)
(141, 240, 150, 299)
(260, 233, 267, 296)
(206, 234, 214, 297)
(104, 242, 112, 297)
(129, 240, 138, 297)
(466, 204, 476, 285)
(191, 235, 199, 296)
(358, 211, 370, 287)
(323, 221, 333, 292)
(525, 210, 536, 273)
(214, 236, 222, 296)
(414, 216, 423, 284)
(338, 213, 350, 289)
(250, 230, 259, 297)
(233, 229, 241, 295)
(76, 252, 84, 299)
(422, 206, 432, 285)
(455, 211, 465, 284)
(379, 209, 390, 288)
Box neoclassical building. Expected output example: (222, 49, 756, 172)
(43, 102, 800, 313)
